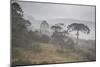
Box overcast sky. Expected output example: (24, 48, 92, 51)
(13, 1, 95, 40)
(17, 1, 95, 22)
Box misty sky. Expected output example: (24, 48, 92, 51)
(17, 1, 95, 22)
(14, 1, 95, 40)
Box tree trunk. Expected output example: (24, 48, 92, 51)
(76, 30, 79, 45)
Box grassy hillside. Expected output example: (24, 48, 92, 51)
(12, 40, 95, 66)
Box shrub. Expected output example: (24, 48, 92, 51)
(40, 34, 50, 43)
(64, 38, 75, 49)
(31, 42, 42, 53)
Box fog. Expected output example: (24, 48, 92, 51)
(17, 1, 95, 40)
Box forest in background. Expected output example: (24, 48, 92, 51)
(11, 2, 96, 66)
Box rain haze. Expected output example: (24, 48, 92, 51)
(17, 1, 95, 40)
(11, 1, 96, 65)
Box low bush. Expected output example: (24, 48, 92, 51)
(31, 42, 42, 53)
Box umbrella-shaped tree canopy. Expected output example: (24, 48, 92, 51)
(67, 23, 90, 45)
(67, 23, 90, 34)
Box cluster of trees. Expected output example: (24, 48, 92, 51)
(11, 2, 50, 48)
(50, 23, 90, 47)
(12, 2, 32, 48)
(12, 2, 90, 48)
(12, 2, 95, 66)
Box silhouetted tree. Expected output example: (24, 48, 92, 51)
(67, 23, 90, 45)
(51, 25, 62, 32)
(40, 20, 50, 42)
(12, 2, 23, 17)
(51, 23, 65, 45)
(11, 2, 31, 47)
(40, 20, 49, 35)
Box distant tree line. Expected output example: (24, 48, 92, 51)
(11, 2, 90, 49)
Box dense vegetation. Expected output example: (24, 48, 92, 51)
(11, 2, 96, 66)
